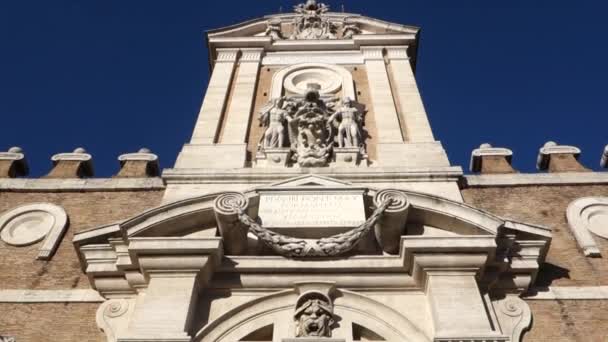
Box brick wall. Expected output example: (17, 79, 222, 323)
(0, 303, 105, 342)
(0, 190, 163, 290)
(525, 300, 608, 342)
(462, 185, 608, 287)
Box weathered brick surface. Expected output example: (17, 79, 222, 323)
(479, 155, 517, 174)
(0, 303, 105, 342)
(524, 300, 608, 342)
(351, 65, 377, 161)
(115, 160, 157, 178)
(246, 66, 278, 160)
(547, 154, 591, 173)
(462, 185, 608, 286)
(0, 190, 163, 290)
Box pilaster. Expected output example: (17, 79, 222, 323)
(190, 49, 238, 144)
(220, 48, 263, 144)
(386, 46, 435, 142)
(361, 47, 403, 143)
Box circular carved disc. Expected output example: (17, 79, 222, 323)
(0, 210, 54, 246)
(586, 204, 608, 239)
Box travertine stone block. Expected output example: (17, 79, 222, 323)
(175, 144, 248, 168)
(376, 142, 451, 167)
(46, 147, 94, 178)
(361, 47, 404, 143)
(470, 143, 516, 174)
(221, 49, 263, 144)
(255, 148, 291, 168)
(190, 49, 238, 144)
(0, 147, 28, 178)
(125, 276, 198, 341)
(116, 148, 159, 178)
(427, 272, 495, 337)
(332, 147, 363, 167)
(386, 46, 435, 142)
(537, 141, 590, 173)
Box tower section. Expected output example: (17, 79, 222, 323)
(165, 1, 461, 201)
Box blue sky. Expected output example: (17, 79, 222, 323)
(0, 0, 606, 176)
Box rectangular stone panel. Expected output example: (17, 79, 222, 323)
(257, 190, 366, 238)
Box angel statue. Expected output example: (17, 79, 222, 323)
(258, 97, 292, 149)
(328, 98, 363, 148)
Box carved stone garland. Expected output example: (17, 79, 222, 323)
(236, 199, 390, 257)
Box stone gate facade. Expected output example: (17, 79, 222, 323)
(1, 2, 607, 341)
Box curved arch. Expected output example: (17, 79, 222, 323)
(193, 289, 431, 342)
(271, 63, 355, 100)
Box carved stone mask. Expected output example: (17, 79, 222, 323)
(294, 293, 335, 337)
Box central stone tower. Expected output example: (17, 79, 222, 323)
(164, 0, 461, 203)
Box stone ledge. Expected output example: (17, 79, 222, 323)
(0, 178, 165, 191)
(0, 289, 104, 303)
(163, 166, 464, 184)
(463, 172, 608, 187)
(524, 286, 608, 300)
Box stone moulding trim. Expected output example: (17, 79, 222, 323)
(524, 286, 608, 300)
(566, 197, 608, 257)
(51, 152, 93, 162)
(0, 178, 165, 191)
(0, 289, 104, 303)
(161, 166, 464, 184)
(463, 172, 608, 187)
(0, 151, 25, 161)
(118, 153, 158, 163)
(262, 51, 364, 66)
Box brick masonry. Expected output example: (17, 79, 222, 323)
(463, 185, 608, 341)
(525, 300, 608, 342)
(0, 303, 105, 342)
(0, 190, 163, 290)
(462, 185, 608, 287)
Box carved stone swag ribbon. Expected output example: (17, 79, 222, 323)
(236, 199, 392, 257)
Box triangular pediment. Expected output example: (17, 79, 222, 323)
(267, 174, 354, 188)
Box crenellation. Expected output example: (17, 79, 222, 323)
(0, 146, 28, 178)
(536, 141, 590, 173)
(470, 143, 516, 174)
(116, 148, 160, 178)
(46, 147, 94, 179)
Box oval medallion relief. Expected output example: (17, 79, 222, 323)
(283, 68, 342, 95)
(0, 203, 68, 260)
(566, 197, 608, 257)
(0, 209, 55, 246)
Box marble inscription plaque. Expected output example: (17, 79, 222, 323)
(258, 191, 366, 228)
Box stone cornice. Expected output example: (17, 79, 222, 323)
(162, 167, 464, 184)
(463, 172, 608, 187)
(0, 177, 165, 191)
